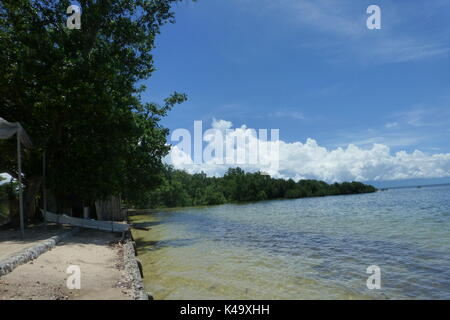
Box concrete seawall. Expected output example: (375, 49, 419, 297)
(122, 232, 151, 300)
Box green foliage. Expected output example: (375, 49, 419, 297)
(0, 177, 19, 224)
(0, 178, 7, 203)
(0, 176, 19, 200)
(0, 0, 187, 205)
(141, 166, 377, 209)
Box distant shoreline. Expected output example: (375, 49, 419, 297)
(129, 187, 378, 213)
(381, 182, 450, 190)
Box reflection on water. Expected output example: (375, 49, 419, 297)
(131, 185, 450, 300)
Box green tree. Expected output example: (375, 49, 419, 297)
(0, 0, 188, 220)
(141, 166, 377, 209)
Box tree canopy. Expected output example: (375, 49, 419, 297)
(0, 0, 187, 213)
(144, 166, 377, 209)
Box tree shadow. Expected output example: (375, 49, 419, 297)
(57, 229, 123, 246)
(0, 223, 70, 244)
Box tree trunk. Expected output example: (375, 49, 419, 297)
(24, 176, 42, 224)
(8, 196, 19, 227)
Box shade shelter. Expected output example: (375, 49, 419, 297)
(0, 117, 32, 237)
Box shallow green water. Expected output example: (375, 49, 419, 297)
(131, 185, 450, 299)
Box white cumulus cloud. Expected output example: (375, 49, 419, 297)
(166, 119, 450, 182)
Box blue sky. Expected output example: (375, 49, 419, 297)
(2, 0, 449, 185)
(143, 0, 450, 183)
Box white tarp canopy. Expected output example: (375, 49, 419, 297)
(0, 117, 32, 237)
(0, 117, 32, 149)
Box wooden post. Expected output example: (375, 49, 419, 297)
(111, 203, 114, 233)
(42, 151, 47, 230)
(83, 207, 90, 219)
(17, 132, 24, 238)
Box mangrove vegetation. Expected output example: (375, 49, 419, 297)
(142, 166, 377, 208)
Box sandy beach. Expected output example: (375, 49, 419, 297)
(0, 228, 134, 300)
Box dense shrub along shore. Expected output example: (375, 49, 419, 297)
(142, 166, 377, 209)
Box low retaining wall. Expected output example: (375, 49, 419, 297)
(0, 228, 79, 276)
(122, 233, 150, 300)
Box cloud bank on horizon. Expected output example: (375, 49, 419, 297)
(166, 119, 450, 183)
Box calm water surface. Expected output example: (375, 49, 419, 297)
(131, 185, 450, 299)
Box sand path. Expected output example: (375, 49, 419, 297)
(0, 229, 133, 300)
